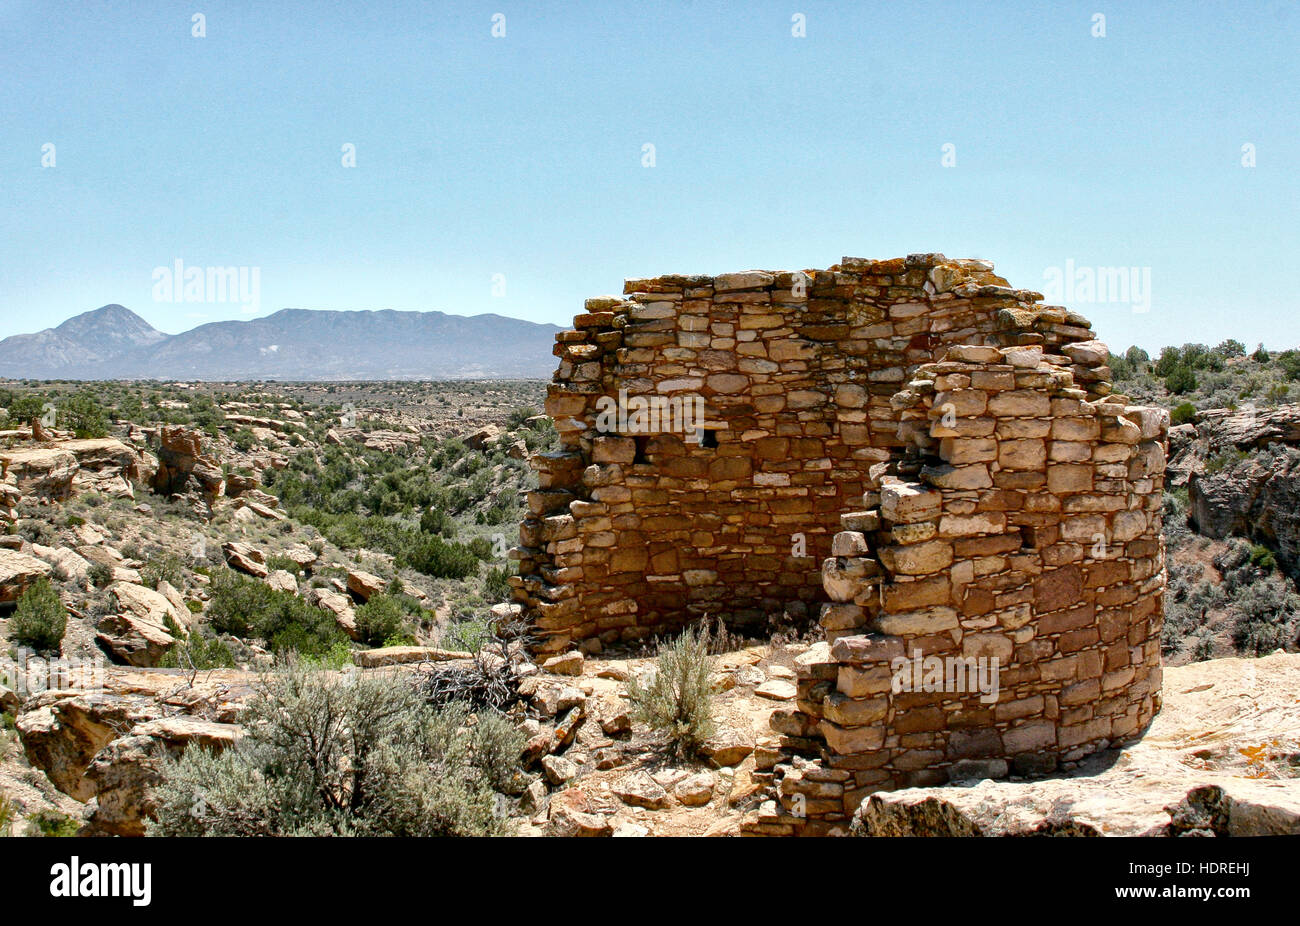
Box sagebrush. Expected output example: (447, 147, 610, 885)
(626, 622, 716, 758)
(148, 663, 523, 836)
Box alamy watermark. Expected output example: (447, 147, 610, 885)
(594, 388, 705, 443)
(1, 649, 107, 698)
(152, 259, 261, 313)
(891, 649, 1001, 704)
(1041, 259, 1151, 313)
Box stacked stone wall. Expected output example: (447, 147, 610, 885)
(514, 252, 1167, 835)
(753, 342, 1167, 834)
(514, 254, 1105, 654)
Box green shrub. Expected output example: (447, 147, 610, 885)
(1215, 339, 1246, 359)
(506, 406, 539, 430)
(1165, 364, 1198, 395)
(189, 395, 225, 435)
(482, 566, 511, 603)
(28, 809, 79, 837)
(147, 665, 521, 836)
(0, 792, 14, 837)
(1249, 544, 1277, 571)
(6, 393, 45, 429)
(1153, 346, 1182, 377)
(1170, 402, 1197, 426)
(1205, 448, 1250, 475)
(159, 631, 237, 670)
(9, 579, 66, 653)
(419, 506, 455, 537)
(479, 495, 518, 526)
(1230, 575, 1300, 655)
(205, 570, 346, 657)
(400, 534, 480, 580)
(265, 554, 303, 576)
(354, 594, 406, 648)
(1279, 350, 1300, 381)
(302, 639, 355, 670)
(440, 617, 491, 654)
(627, 622, 716, 758)
(58, 392, 109, 439)
(141, 553, 184, 590)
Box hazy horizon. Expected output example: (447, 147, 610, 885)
(21, 301, 564, 340)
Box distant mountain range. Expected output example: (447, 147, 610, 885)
(0, 305, 563, 380)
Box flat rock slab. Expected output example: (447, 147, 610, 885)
(613, 770, 672, 810)
(754, 679, 797, 701)
(352, 646, 472, 668)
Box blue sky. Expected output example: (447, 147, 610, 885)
(1, 0, 1296, 353)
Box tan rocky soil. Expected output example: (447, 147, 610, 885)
(4, 649, 1300, 837)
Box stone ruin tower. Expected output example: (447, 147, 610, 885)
(513, 254, 1168, 831)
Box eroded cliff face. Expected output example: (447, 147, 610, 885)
(1170, 406, 1300, 578)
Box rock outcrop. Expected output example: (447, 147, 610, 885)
(84, 717, 240, 836)
(1170, 406, 1300, 578)
(0, 548, 54, 603)
(16, 691, 164, 801)
(0, 447, 78, 499)
(152, 425, 224, 513)
(14, 670, 250, 834)
(222, 541, 268, 578)
(94, 582, 189, 666)
(63, 438, 137, 499)
(346, 568, 385, 602)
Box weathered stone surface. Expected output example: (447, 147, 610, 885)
(222, 541, 267, 578)
(0, 549, 53, 604)
(153, 426, 224, 505)
(541, 754, 578, 786)
(701, 727, 755, 767)
(674, 772, 716, 807)
(85, 717, 241, 836)
(0, 448, 78, 499)
(547, 789, 613, 836)
(351, 646, 472, 668)
(613, 770, 672, 810)
(346, 569, 386, 601)
(542, 651, 585, 676)
(755, 679, 797, 701)
(16, 692, 163, 801)
(109, 582, 190, 634)
(308, 587, 357, 639)
(265, 569, 298, 594)
(96, 608, 178, 668)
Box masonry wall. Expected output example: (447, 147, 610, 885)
(514, 255, 1106, 654)
(517, 253, 1168, 834)
(750, 343, 1168, 834)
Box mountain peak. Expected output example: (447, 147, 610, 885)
(55, 304, 165, 339)
(0, 304, 560, 380)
